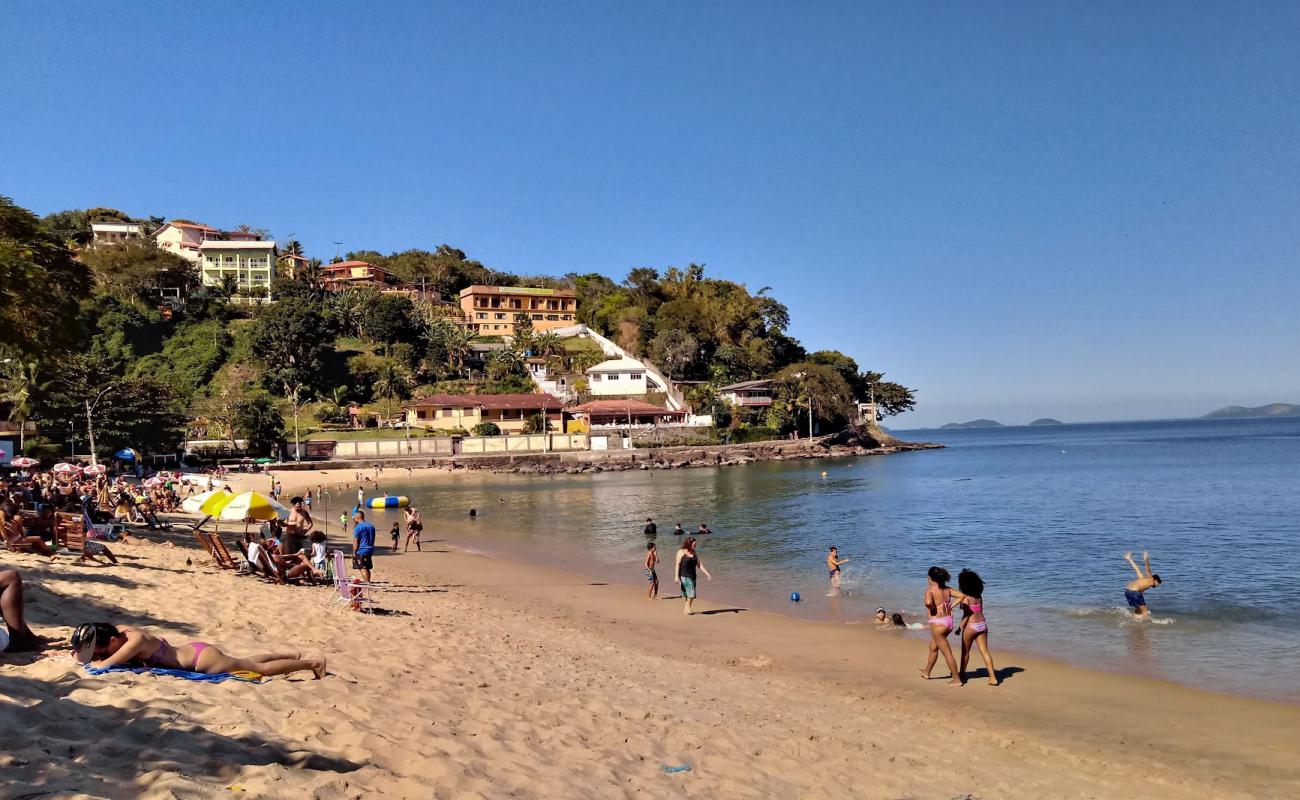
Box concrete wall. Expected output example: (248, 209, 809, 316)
(327, 434, 588, 460)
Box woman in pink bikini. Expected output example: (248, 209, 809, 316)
(70, 623, 326, 679)
(919, 566, 963, 685)
(957, 569, 999, 686)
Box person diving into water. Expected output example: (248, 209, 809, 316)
(1124, 551, 1161, 618)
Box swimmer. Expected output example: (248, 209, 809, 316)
(1123, 551, 1161, 618)
(873, 607, 888, 624)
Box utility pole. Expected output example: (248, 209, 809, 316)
(85, 384, 113, 465)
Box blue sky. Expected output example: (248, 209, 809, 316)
(3, 2, 1298, 427)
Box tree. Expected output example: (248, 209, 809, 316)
(522, 413, 547, 434)
(371, 358, 412, 421)
(249, 301, 334, 458)
(485, 348, 524, 382)
(472, 422, 501, 437)
(129, 319, 231, 409)
(79, 239, 197, 302)
(232, 396, 284, 456)
(807, 351, 917, 419)
(0, 357, 41, 452)
(649, 329, 698, 378)
(0, 196, 92, 359)
(367, 293, 420, 353)
(770, 363, 856, 437)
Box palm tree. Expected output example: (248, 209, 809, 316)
(0, 358, 39, 452)
(443, 325, 479, 374)
(372, 360, 412, 422)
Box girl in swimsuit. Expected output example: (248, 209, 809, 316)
(957, 569, 999, 686)
(919, 566, 964, 685)
(70, 623, 326, 679)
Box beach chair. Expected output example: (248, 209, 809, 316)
(329, 550, 379, 612)
(200, 532, 238, 570)
(194, 530, 218, 561)
(54, 512, 88, 561)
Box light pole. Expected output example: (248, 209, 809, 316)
(85, 384, 113, 465)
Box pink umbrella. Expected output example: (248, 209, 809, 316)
(52, 463, 81, 475)
(10, 456, 39, 469)
(143, 476, 166, 487)
(83, 463, 107, 476)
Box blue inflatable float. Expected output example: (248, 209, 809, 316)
(367, 495, 409, 509)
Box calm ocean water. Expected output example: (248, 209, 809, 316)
(357, 417, 1300, 700)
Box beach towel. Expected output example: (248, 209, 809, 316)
(83, 664, 267, 683)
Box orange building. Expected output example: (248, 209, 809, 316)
(459, 285, 577, 334)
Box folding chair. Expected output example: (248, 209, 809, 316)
(329, 550, 379, 611)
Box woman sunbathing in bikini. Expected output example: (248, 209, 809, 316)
(71, 623, 326, 679)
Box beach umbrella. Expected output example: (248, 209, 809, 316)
(143, 476, 166, 488)
(115, 448, 140, 461)
(213, 491, 289, 522)
(254, 457, 276, 465)
(198, 488, 237, 516)
(52, 463, 81, 475)
(10, 456, 39, 469)
(181, 489, 223, 514)
(83, 463, 107, 476)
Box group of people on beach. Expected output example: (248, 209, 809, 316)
(0, 462, 326, 679)
(641, 518, 715, 614)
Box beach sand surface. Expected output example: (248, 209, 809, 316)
(2, 509, 1298, 798)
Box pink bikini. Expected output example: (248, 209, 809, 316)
(927, 592, 953, 630)
(966, 601, 988, 634)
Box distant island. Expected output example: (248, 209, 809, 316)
(941, 419, 1004, 429)
(1029, 418, 1063, 426)
(1202, 403, 1300, 420)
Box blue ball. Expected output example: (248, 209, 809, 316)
(790, 592, 801, 602)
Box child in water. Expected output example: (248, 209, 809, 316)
(827, 546, 851, 593)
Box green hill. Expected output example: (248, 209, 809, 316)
(941, 419, 1004, 429)
(1202, 403, 1300, 419)
(1029, 418, 1063, 426)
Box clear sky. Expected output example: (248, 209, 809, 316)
(3, 2, 1298, 428)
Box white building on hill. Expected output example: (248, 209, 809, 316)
(586, 356, 657, 397)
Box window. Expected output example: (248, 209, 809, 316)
(225, 256, 236, 264)
(606, 373, 620, 381)
(495, 313, 506, 320)
(477, 312, 487, 319)
(591, 373, 601, 382)
(630, 372, 643, 380)
(546, 314, 558, 321)
(562, 314, 573, 320)
(532, 314, 542, 320)
(441, 408, 454, 418)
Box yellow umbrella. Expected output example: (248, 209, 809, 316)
(214, 491, 289, 522)
(199, 488, 236, 516)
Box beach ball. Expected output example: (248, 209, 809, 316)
(790, 592, 801, 602)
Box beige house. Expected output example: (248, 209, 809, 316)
(199, 240, 276, 303)
(404, 393, 566, 434)
(89, 221, 143, 245)
(153, 220, 262, 263)
(459, 285, 577, 335)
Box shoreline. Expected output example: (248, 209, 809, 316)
(4, 511, 1298, 797)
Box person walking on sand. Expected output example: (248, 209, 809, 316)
(674, 536, 711, 615)
(645, 542, 659, 599)
(919, 566, 964, 685)
(1124, 551, 1161, 618)
(827, 546, 851, 593)
(352, 510, 377, 584)
(404, 506, 423, 552)
(957, 569, 999, 686)
(71, 623, 325, 679)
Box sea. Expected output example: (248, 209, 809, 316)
(350, 416, 1300, 701)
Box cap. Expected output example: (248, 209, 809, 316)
(70, 623, 98, 663)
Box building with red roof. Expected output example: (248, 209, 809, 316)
(404, 393, 568, 434)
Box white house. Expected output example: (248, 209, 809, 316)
(585, 356, 656, 397)
(90, 221, 142, 245)
(198, 240, 276, 303)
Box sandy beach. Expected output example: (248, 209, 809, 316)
(2, 491, 1298, 799)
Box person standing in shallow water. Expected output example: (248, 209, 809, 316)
(674, 536, 711, 615)
(644, 542, 659, 599)
(919, 566, 964, 685)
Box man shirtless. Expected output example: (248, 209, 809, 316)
(284, 496, 314, 556)
(1124, 551, 1161, 617)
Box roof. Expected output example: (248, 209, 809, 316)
(153, 220, 220, 236)
(569, 399, 685, 416)
(718, 379, 773, 392)
(407, 393, 564, 410)
(198, 240, 277, 250)
(321, 260, 389, 274)
(279, 253, 309, 262)
(90, 221, 141, 231)
(459, 284, 576, 298)
(585, 356, 645, 373)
